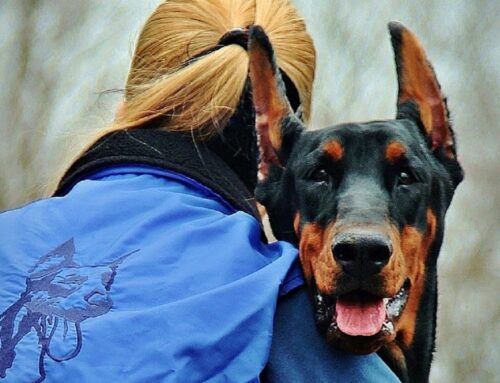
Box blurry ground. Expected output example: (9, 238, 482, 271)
(1, 1, 498, 381)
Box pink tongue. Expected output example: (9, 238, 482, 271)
(336, 297, 386, 336)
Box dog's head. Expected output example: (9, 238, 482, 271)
(249, 24, 462, 355)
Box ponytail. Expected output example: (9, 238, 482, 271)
(71, 0, 315, 167)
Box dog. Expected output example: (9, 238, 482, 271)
(247, 23, 463, 383)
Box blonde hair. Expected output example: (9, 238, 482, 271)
(108, 0, 313, 131)
(79, 0, 315, 163)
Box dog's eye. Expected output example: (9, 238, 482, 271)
(397, 171, 414, 186)
(311, 168, 330, 184)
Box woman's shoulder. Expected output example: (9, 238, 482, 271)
(0, 166, 301, 383)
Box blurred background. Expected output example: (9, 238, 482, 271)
(0, 1, 498, 381)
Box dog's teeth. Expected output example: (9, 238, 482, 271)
(387, 295, 407, 318)
(328, 321, 338, 332)
(315, 295, 325, 310)
(382, 320, 394, 334)
(383, 298, 389, 305)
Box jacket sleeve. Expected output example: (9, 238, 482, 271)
(265, 287, 401, 383)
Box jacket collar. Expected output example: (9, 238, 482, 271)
(54, 129, 261, 221)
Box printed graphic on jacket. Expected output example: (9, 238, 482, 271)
(0, 239, 136, 382)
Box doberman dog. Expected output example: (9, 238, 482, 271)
(247, 23, 463, 382)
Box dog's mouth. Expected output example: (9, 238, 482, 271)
(316, 279, 410, 354)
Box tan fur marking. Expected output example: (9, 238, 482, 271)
(293, 212, 301, 236)
(383, 343, 407, 375)
(299, 222, 341, 294)
(395, 209, 437, 347)
(323, 140, 344, 161)
(381, 225, 408, 297)
(299, 223, 322, 280)
(385, 141, 407, 163)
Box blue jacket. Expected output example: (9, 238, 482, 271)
(0, 130, 399, 382)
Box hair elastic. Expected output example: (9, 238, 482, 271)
(218, 28, 249, 50)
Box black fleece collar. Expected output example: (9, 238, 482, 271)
(54, 129, 261, 221)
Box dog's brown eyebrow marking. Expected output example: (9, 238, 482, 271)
(323, 140, 344, 161)
(385, 141, 407, 163)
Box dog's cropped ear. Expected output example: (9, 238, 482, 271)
(248, 25, 304, 179)
(389, 22, 457, 160)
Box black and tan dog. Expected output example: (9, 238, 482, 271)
(248, 23, 463, 382)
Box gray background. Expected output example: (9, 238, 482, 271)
(1, 1, 498, 381)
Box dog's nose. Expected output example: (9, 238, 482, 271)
(332, 232, 392, 277)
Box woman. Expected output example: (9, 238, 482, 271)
(0, 1, 398, 382)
